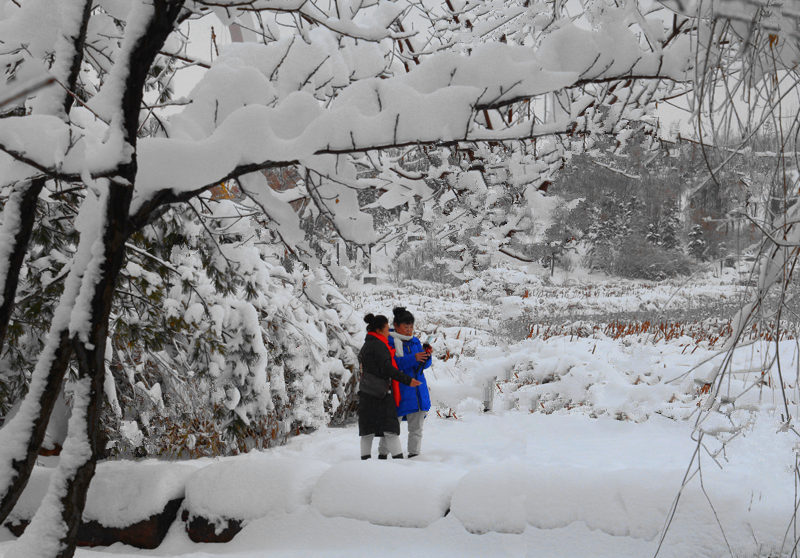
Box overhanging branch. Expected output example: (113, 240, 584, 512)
(129, 159, 299, 231)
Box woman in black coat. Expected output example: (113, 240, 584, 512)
(359, 313, 421, 460)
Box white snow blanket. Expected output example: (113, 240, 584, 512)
(7, 461, 194, 528)
(450, 462, 529, 534)
(311, 461, 458, 527)
(0, 409, 796, 558)
(184, 455, 329, 522)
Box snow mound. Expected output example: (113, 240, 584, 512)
(9, 461, 194, 528)
(184, 455, 329, 522)
(311, 461, 459, 527)
(528, 467, 683, 539)
(85, 461, 194, 527)
(450, 462, 529, 534)
(452, 462, 792, 547)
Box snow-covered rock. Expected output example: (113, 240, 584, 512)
(184, 455, 329, 523)
(86, 461, 194, 528)
(8, 461, 193, 528)
(6, 460, 194, 548)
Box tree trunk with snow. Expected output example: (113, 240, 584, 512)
(0, 0, 99, 527)
(0, 0, 91, 352)
(0, 332, 71, 525)
(2, 2, 183, 555)
(10, 183, 133, 558)
(0, 177, 46, 351)
(0, 0, 96, 527)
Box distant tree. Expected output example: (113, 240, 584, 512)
(646, 223, 663, 246)
(688, 225, 706, 260)
(614, 235, 693, 280)
(541, 206, 577, 275)
(660, 207, 681, 250)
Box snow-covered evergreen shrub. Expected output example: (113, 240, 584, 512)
(688, 225, 707, 260)
(0, 185, 361, 457)
(391, 237, 462, 285)
(112, 201, 359, 457)
(612, 236, 694, 280)
(0, 186, 79, 423)
(7, 195, 363, 459)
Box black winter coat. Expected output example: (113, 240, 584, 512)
(358, 334, 414, 397)
(357, 334, 414, 437)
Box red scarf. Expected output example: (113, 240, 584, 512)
(367, 331, 401, 406)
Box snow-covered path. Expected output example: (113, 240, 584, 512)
(227, 412, 794, 558)
(2, 410, 794, 558)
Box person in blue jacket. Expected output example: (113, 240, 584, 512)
(380, 306, 432, 458)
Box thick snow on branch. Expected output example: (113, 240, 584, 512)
(0, 186, 26, 307)
(193, 0, 406, 41)
(127, 21, 690, 216)
(238, 171, 308, 248)
(67, 185, 111, 344)
(29, 0, 91, 116)
(0, 3, 692, 221)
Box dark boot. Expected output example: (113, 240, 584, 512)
(378, 454, 387, 460)
(392, 453, 404, 459)
(408, 453, 418, 458)
(361, 455, 371, 460)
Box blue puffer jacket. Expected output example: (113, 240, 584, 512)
(389, 332, 432, 417)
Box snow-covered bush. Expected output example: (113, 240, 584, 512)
(0, 186, 79, 422)
(612, 236, 694, 281)
(390, 237, 462, 285)
(0, 190, 362, 457)
(96, 199, 362, 458)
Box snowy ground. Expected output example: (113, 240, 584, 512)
(1, 412, 794, 558)
(3, 271, 800, 558)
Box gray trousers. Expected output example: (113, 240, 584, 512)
(361, 433, 401, 458)
(402, 411, 426, 455)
